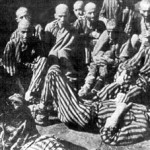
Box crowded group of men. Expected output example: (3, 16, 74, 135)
(1, 0, 150, 149)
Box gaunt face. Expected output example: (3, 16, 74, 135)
(19, 27, 33, 43)
(84, 6, 96, 22)
(140, 3, 150, 20)
(16, 12, 31, 23)
(73, 2, 84, 18)
(55, 9, 69, 27)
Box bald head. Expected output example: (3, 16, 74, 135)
(84, 2, 96, 12)
(18, 19, 34, 42)
(55, 4, 69, 14)
(84, 2, 97, 22)
(74, 0, 84, 8)
(140, 0, 150, 8)
(18, 19, 32, 30)
(73, 1, 84, 18)
(140, 0, 150, 20)
(16, 7, 31, 23)
(106, 19, 119, 42)
(55, 4, 69, 27)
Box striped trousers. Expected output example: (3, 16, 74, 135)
(26, 57, 49, 102)
(26, 64, 150, 146)
(41, 65, 91, 127)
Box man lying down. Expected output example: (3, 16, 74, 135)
(0, 93, 66, 150)
(26, 62, 150, 146)
(25, 19, 150, 145)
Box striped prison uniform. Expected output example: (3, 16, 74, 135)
(2, 36, 47, 93)
(0, 102, 66, 150)
(10, 24, 44, 41)
(40, 65, 91, 127)
(26, 64, 150, 146)
(97, 45, 150, 104)
(97, 100, 150, 146)
(2, 37, 46, 76)
(26, 57, 49, 102)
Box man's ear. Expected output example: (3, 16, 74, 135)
(16, 17, 19, 23)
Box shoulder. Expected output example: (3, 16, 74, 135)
(4, 38, 20, 54)
(7, 37, 20, 46)
(45, 20, 58, 32)
(10, 29, 20, 40)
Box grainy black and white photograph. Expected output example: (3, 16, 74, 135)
(1, 0, 150, 149)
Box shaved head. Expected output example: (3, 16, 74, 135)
(84, 2, 97, 22)
(16, 7, 28, 17)
(106, 19, 119, 42)
(73, 1, 84, 18)
(84, 2, 96, 12)
(140, 0, 150, 8)
(55, 4, 69, 27)
(55, 4, 69, 14)
(16, 7, 31, 23)
(140, 0, 150, 20)
(18, 19, 32, 30)
(18, 19, 34, 42)
(74, 0, 84, 9)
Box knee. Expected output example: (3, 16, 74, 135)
(58, 50, 69, 59)
(131, 34, 140, 49)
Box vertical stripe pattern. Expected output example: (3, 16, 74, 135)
(26, 57, 49, 100)
(41, 65, 91, 127)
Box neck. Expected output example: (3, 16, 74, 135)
(87, 19, 95, 27)
(58, 22, 69, 29)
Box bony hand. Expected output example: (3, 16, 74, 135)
(35, 24, 44, 40)
(90, 31, 100, 39)
(116, 70, 127, 85)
